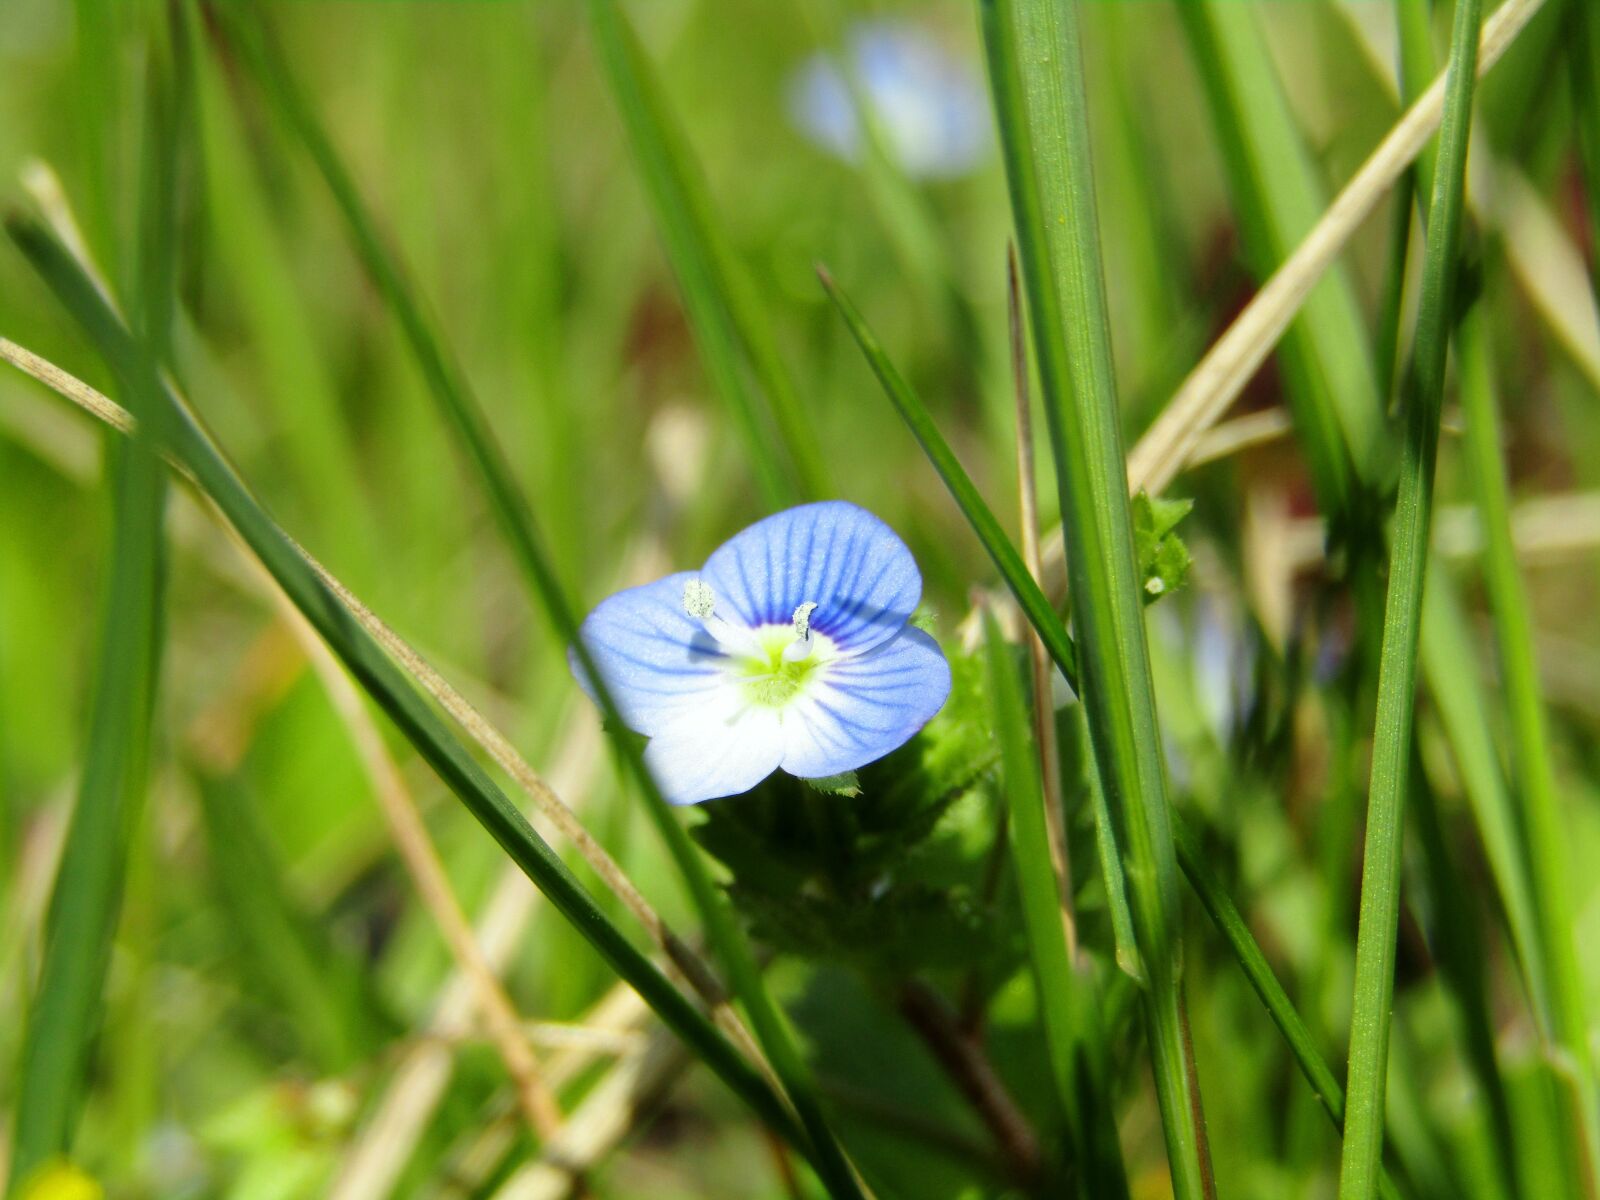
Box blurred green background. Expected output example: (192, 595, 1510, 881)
(1, 0, 1598, 1196)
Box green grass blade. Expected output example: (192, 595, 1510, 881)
(1175, 0, 1383, 507)
(1396, 0, 1442, 198)
(6, 33, 178, 1190)
(978, 2, 1211, 1194)
(1372, 174, 1415, 416)
(1078, 714, 1142, 984)
(819, 267, 1077, 688)
(1339, 0, 1484, 1193)
(1393, 9, 1592, 1184)
(6, 352, 166, 1199)
(984, 614, 1130, 1199)
(1418, 576, 1547, 1019)
(4, 213, 813, 1166)
(583, 0, 828, 506)
(1171, 817, 1403, 1200)
(1457, 300, 1600, 1188)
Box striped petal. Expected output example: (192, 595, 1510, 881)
(780, 626, 951, 779)
(568, 571, 729, 736)
(699, 500, 921, 656)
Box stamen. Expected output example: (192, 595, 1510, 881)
(683, 578, 716, 619)
(783, 600, 819, 663)
(792, 602, 817, 640)
(682, 578, 761, 658)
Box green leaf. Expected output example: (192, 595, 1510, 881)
(804, 772, 863, 799)
(694, 649, 1012, 981)
(1130, 492, 1193, 605)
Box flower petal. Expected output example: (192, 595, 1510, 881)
(645, 697, 786, 805)
(699, 501, 921, 656)
(569, 571, 729, 736)
(780, 626, 951, 779)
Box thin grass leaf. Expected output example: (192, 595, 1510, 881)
(1373, 176, 1416, 413)
(6, 365, 166, 1196)
(1061, 703, 1141, 984)
(66, 0, 120, 269)
(1396, 0, 1442, 196)
(819, 266, 1077, 688)
(204, 16, 864, 1191)
(1175, 0, 1384, 509)
(583, 0, 828, 506)
(983, 614, 1129, 1200)
(6, 28, 179, 1186)
(1170, 817, 1403, 1200)
(1457, 300, 1600, 1187)
(1340, 0, 1485, 1192)
(1418, 577, 1547, 1019)
(5, 213, 814, 1168)
(1380, 15, 1528, 1192)
(978, 1, 1211, 1194)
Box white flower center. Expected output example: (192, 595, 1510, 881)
(682, 582, 831, 708)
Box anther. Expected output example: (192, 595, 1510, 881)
(683, 578, 716, 619)
(783, 600, 819, 663)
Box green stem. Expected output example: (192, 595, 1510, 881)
(979, 1, 1211, 1194)
(1339, 0, 1483, 1193)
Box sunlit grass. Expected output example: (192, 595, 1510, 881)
(2, 1, 1598, 1197)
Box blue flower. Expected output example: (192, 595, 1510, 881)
(786, 20, 991, 181)
(571, 501, 952, 805)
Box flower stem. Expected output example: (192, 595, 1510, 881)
(895, 979, 1041, 1186)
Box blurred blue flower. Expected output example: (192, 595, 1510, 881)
(571, 501, 951, 805)
(787, 20, 991, 181)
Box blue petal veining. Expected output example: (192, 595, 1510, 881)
(571, 502, 951, 804)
